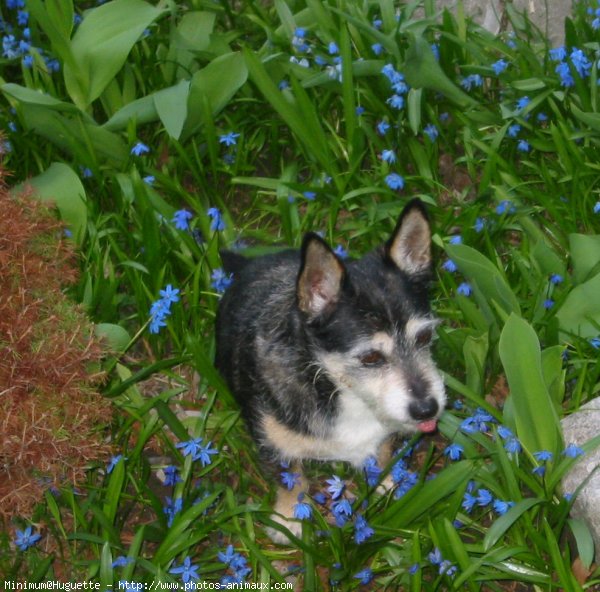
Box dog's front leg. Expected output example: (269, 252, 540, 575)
(377, 435, 397, 493)
(265, 461, 307, 544)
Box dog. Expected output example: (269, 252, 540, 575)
(215, 198, 446, 543)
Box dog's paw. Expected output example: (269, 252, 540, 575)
(265, 513, 302, 545)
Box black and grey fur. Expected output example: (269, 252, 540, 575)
(215, 199, 446, 542)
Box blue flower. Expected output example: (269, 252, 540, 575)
(371, 43, 384, 55)
(331, 498, 352, 526)
(493, 499, 514, 515)
(549, 46, 566, 61)
(176, 438, 203, 458)
(159, 284, 180, 307)
(448, 235, 462, 245)
(303, 190, 316, 200)
(353, 568, 374, 585)
(376, 120, 391, 135)
(543, 298, 554, 309)
(594, 202, 600, 215)
(443, 443, 464, 461)
(492, 59, 508, 75)
(169, 556, 200, 583)
(473, 217, 486, 232)
(131, 141, 150, 156)
(504, 438, 522, 454)
(207, 207, 226, 231)
(496, 200, 516, 215)
(532, 465, 546, 477)
(326, 475, 345, 499)
(112, 556, 134, 568)
(562, 443, 584, 458)
(385, 173, 404, 190)
(333, 245, 348, 259)
(549, 274, 563, 284)
(354, 514, 375, 544)
(589, 337, 600, 349)
(211, 268, 234, 294)
(507, 124, 521, 138)
(107, 454, 124, 474)
(149, 285, 180, 334)
(163, 496, 183, 526)
(14, 526, 41, 551)
(555, 62, 574, 87)
(457, 282, 472, 297)
(328, 41, 339, 55)
(219, 132, 240, 147)
(570, 48, 591, 78)
(423, 123, 439, 142)
(293, 492, 312, 520)
(363, 456, 382, 487)
(516, 96, 530, 111)
(476, 488, 493, 506)
(281, 470, 301, 491)
(460, 74, 483, 91)
(442, 259, 457, 273)
(380, 149, 397, 164)
(143, 175, 155, 186)
(386, 94, 404, 109)
(192, 441, 218, 466)
(428, 547, 443, 565)
(163, 465, 182, 486)
(517, 139, 530, 153)
(172, 209, 193, 230)
(534, 450, 553, 462)
(461, 492, 476, 513)
(497, 425, 514, 439)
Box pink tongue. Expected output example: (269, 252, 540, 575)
(417, 419, 438, 433)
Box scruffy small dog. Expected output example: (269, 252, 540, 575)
(215, 199, 446, 543)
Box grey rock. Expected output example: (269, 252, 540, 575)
(561, 397, 600, 563)
(432, 0, 573, 46)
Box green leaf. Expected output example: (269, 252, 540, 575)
(556, 273, 600, 339)
(184, 52, 248, 138)
(95, 323, 131, 353)
(446, 243, 521, 318)
(1, 83, 83, 114)
(64, 0, 167, 108)
(483, 498, 543, 551)
(154, 79, 190, 139)
(403, 35, 477, 108)
(499, 314, 561, 454)
(568, 518, 595, 569)
(569, 233, 600, 284)
(18, 162, 87, 243)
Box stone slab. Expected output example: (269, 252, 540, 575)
(561, 397, 600, 564)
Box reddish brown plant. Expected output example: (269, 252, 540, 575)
(0, 166, 112, 522)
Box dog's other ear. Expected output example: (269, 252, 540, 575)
(297, 233, 345, 318)
(386, 198, 431, 274)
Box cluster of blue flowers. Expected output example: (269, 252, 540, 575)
(148, 284, 180, 334)
(1, 0, 59, 70)
(218, 544, 252, 586)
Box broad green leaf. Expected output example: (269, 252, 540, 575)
(1, 83, 83, 114)
(95, 323, 131, 353)
(184, 52, 248, 138)
(18, 162, 87, 243)
(569, 233, 600, 284)
(403, 35, 477, 108)
(19, 104, 128, 166)
(483, 498, 543, 551)
(446, 243, 521, 317)
(499, 314, 561, 454)
(571, 104, 600, 133)
(99, 542, 114, 592)
(568, 518, 595, 569)
(154, 79, 190, 139)
(64, 0, 167, 108)
(556, 273, 600, 339)
(103, 93, 158, 131)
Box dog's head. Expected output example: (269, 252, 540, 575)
(296, 199, 446, 432)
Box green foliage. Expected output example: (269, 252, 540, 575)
(2, 0, 600, 589)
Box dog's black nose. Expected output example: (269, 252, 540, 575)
(409, 398, 439, 421)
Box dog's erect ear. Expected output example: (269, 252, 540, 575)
(297, 233, 345, 318)
(386, 199, 431, 274)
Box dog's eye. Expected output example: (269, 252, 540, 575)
(359, 350, 386, 367)
(415, 327, 433, 348)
